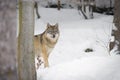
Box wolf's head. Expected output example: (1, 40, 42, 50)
(45, 23, 59, 42)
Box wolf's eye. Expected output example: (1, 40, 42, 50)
(47, 31, 52, 34)
(54, 31, 58, 33)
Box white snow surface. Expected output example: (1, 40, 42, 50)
(35, 7, 120, 80)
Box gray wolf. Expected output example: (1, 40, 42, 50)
(34, 23, 59, 69)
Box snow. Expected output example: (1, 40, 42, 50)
(37, 56, 120, 80)
(35, 7, 120, 80)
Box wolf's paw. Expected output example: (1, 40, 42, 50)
(36, 57, 44, 69)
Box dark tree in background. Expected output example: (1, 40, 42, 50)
(110, 0, 120, 54)
(34, 1, 40, 19)
(0, 0, 17, 80)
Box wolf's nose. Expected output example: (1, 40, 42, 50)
(53, 35, 55, 38)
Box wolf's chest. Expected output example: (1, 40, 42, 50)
(46, 46, 53, 55)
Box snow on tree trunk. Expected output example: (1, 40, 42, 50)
(111, 0, 120, 54)
(18, 0, 36, 80)
(0, 0, 17, 80)
(86, 5, 90, 18)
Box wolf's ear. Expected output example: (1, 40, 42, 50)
(47, 23, 50, 28)
(55, 23, 58, 28)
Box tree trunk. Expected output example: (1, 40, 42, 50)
(0, 0, 17, 80)
(58, 0, 61, 10)
(110, 0, 112, 8)
(18, 0, 36, 80)
(111, 0, 120, 53)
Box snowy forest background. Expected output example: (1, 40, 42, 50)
(0, 0, 120, 80)
(38, 0, 114, 12)
(33, 0, 120, 80)
(38, 0, 114, 8)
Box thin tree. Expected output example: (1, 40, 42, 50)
(18, 0, 36, 80)
(34, 1, 40, 19)
(0, 0, 17, 80)
(110, 0, 120, 54)
(58, 0, 61, 10)
(110, 0, 112, 8)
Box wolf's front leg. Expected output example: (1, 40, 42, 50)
(42, 53, 49, 68)
(42, 54, 49, 68)
(41, 45, 49, 68)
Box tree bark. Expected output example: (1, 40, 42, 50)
(0, 0, 17, 80)
(111, 0, 120, 53)
(18, 0, 36, 80)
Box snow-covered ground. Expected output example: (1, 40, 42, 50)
(35, 7, 120, 80)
